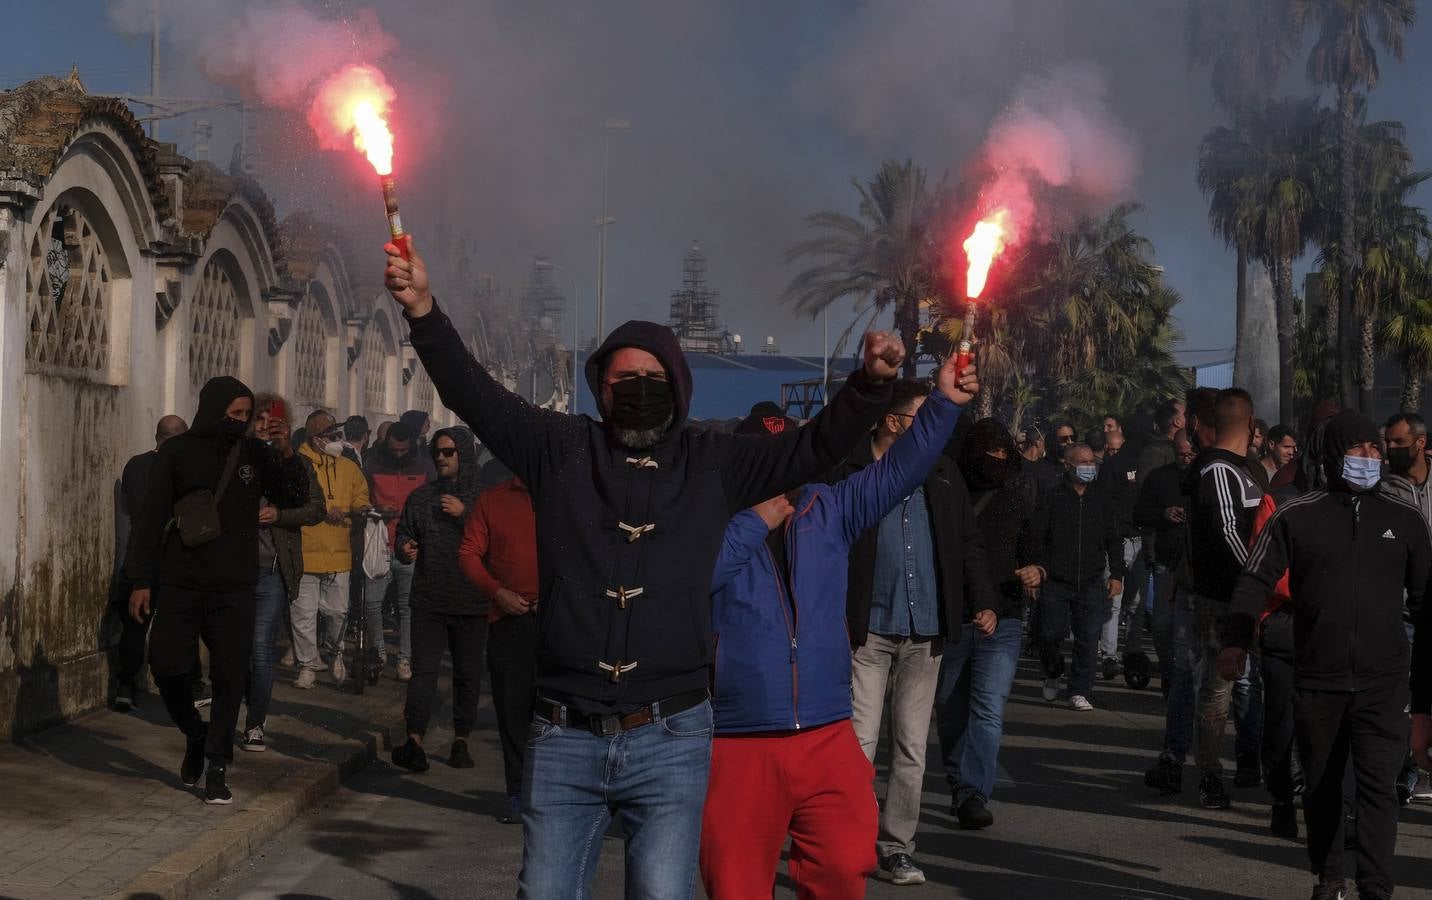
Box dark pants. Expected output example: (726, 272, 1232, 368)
(1260, 608, 1301, 803)
(1296, 681, 1409, 896)
(404, 608, 487, 739)
(1039, 582, 1105, 699)
(150, 586, 255, 764)
(112, 584, 202, 692)
(487, 611, 539, 795)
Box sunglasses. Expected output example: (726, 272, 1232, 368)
(435, 447, 458, 458)
(319, 430, 343, 442)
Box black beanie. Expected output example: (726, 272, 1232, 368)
(1321, 410, 1380, 484)
(736, 406, 797, 436)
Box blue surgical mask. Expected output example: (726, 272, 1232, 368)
(1074, 464, 1098, 484)
(1341, 454, 1381, 491)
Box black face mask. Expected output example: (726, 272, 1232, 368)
(608, 376, 674, 431)
(219, 416, 249, 441)
(977, 453, 1011, 486)
(1387, 445, 1417, 476)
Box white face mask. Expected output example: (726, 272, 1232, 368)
(322, 440, 345, 458)
(1341, 454, 1381, 491)
(1073, 464, 1098, 484)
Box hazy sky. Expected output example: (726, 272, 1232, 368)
(8, 0, 1432, 357)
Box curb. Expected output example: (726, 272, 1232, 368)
(106, 716, 398, 900)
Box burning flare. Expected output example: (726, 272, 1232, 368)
(962, 209, 1012, 299)
(308, 63, 398, 175)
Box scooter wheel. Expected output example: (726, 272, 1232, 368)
(1123, 652, 1152, 690)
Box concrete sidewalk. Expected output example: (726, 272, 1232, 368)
(0, 661, 405, 900)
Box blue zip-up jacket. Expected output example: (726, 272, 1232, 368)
(709, 389, 963, 734)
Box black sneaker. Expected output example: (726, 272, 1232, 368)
(204, 765, 232, 805)
(500, 791, 522, 825)
(1144, 758, 1183, 794)
(1308, 879, 1346, 900)
(181, 726, 208, 786)
(114, 685, 135, 712)
(876, 852, 926, 886)
(449, 739, 475, 769)
(956, 795, 994, 830)
(391, 738, 429, 773)
(1270, 801, 1299, 840)
(1234, 756, 1262, 788)
(1198, 772, 1232, 809)
(241, 725, 266, 752)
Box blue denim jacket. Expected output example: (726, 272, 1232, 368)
(869, 487, 941, 636)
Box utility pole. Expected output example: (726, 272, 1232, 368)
(597, 117, 630, 340)
(150, 0, 160, 139)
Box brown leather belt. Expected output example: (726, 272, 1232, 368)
(537, 688, 709, 737)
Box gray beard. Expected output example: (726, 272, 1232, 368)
(612, 413, 675, 449)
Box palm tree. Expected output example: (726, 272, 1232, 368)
(1305, 0, 1418, 409)
(1382, 247, 1432, 411)
(1197, 96, 1330, 423)
(782, 159, 938, 377)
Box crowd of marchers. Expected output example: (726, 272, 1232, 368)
(97, 234, 1432, 900)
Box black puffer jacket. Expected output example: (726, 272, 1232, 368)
(1028, 478, 1125, 590)
(1227, 411, 1432, 699)
(397, 427, 485, 615)
(407, 302, 891, 710)
(125, 377, 309, 592)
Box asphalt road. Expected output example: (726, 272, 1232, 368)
(209, 659, 1432, 900)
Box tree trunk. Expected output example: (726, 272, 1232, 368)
(1238, 255, 1280, 423)
(1401, 366, 1423, 413)
(1358, 315, 1376, 415)
(1337, 86, 1359, 410)
(1274, 255, 1295, 429)
(976, 383, 995, 421)
(895, 295, 919, 378)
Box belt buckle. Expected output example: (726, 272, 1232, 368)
(592, 714, 622, 737)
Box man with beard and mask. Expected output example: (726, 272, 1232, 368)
(292, 410, 370, 689)
(1381, 412, 1432, 805)
(363, 421, 428, 681)
(383, 241, 926, 899)
(1030, 443, 1124, 711)
(390, 428, 487, 773)
(842, 381, 998, 885)
(124, 377, 309, 804)
(701, 357, 975, 898)
(935, 418, 1041, 832)
(1221, 410, 1432, 900)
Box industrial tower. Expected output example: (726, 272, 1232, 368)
(668, 241, 735, 354)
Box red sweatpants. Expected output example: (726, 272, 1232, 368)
(700, 719, 878, 900)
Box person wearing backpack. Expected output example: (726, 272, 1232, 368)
(124, 377, 309, 804)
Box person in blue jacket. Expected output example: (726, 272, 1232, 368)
(698, 353, 981, 900)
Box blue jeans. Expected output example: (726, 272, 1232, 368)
(937, 617, 1022, 804)
(1154, 584, 1197, 764)
(364, 557, 413, 662)
(518, 700, 714, 899)
(245, 568, 287, 731)
(1039, 582, 1106, 699)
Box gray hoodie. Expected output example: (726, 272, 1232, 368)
(1380, 455, 1432, 525)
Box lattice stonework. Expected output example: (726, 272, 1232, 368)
(413, 362, 435, 412)
(189, 259, 243, 388)
(25, 204, 112, 377)
(293, 294, 328, 404)
(362, 323, 387, 412)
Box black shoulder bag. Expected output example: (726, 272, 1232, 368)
(173, 442, 243, 548)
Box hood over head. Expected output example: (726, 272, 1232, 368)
(1321, 410, 1380, 490)
(189, 376, 254, 441)
(399, 409, 430, 439)
(584, 320, 693, 431)
(959, 418, 1021, 490)
(431, 426, 480, 499)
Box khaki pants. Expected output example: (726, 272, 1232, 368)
(851, 633, 943, 859)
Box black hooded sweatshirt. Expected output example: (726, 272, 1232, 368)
(1226, 410, 1432, 702)
(406, 302, 892, 711)
(397, 427, 486, 615)
(124, 377, 310, 592)
(1182, 446, 1263, 600)
(954, 419, 1039, 619)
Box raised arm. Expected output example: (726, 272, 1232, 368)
(274, 456, 326, 529)
(385, 242, 573, 488)
(712, 508, 774, 593)
(831, 389, 962, 545)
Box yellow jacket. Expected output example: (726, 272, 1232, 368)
(298, 443, 370, 574)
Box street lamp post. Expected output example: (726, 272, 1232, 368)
(536, 259, 581, 415)
(597, 117, 630, 341)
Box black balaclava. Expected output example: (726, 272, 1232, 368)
(960, 418, 1020, 491)
(189, 376, 254, 444)
(1321, 409, 1380, 491)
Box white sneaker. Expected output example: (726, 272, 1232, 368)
(293, 668, 316, 690)
(1414, 769, 1432, 802)
(1041, 678, 1060, 702)
(331, 655, 346, 684)
(1069, 695, 1094, 711)
(279, 648, 295, 668)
